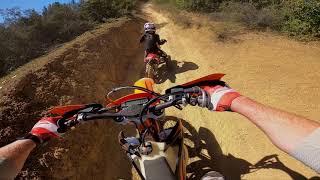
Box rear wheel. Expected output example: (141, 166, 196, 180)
(165, 55, 171, 69)
(146, 63, 155, 79)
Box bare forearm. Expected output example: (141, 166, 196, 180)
(231, 96, 320, 152)
(0, 139, 36, 171)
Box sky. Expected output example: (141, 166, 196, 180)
(0, 0, 75, 22)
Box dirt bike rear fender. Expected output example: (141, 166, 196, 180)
(145, 58, 160, 64)
(134, 78, 155, 93)
(145, 53, 160, 64)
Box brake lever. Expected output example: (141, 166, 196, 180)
(57, 118, 74, 133)
(57, 105, 142, 133)
(171, 87, 209, 108)
(174, 104, 183, 110)
(61, 103, 103, 119)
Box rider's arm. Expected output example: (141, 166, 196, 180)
(0, 140, 36, 179)
(231, 96, 320, 173)
(156, 34, 165, 45)
(205, 85, 320, 173)
(231, 96, 320, 152)
(0, 116, 63, 178)
(139, 34, 145, 43)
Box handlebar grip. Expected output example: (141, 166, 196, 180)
(57, 118, 68, 133)
(80, 112, 120, 121)
(184, 87, 201, 93)
(56, 112, 125, 132)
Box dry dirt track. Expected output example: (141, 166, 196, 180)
(142, 3, 320, 180)
(0, 3, 319, 179)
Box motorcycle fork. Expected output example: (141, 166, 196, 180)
(137, 118, 161, 141)
(126, 152, 146, 180)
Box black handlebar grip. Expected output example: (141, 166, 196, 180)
(83, 112, 121, 120)
(184, 87, 201, 93)
(57, 118, 68, 133)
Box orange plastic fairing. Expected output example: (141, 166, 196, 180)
(106, 93, 152, 107)
(107, 78, 155, 107)
(49, 105, 86, 115)
(180, 73, 225, 87)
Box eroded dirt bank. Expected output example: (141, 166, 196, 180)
(0, 17, 145, 179)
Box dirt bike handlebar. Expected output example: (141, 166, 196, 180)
(57, 86, 209, 132)
(57, 112, 129, 133)
(153, 99, 183, 111)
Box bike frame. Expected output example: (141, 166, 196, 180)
(49, 73, 227, 180)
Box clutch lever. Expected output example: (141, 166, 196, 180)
(57, 106, 137, 132)
(174, 104, 183, 110)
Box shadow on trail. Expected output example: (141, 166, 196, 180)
(157, 60, 199, 83)
(163, 116, 318, 180)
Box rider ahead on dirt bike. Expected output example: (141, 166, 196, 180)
(140, 22, 167, 58)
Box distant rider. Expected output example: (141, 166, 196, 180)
(139, 22, 167, 58)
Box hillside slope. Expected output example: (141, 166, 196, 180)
(0, 17, 145, 179)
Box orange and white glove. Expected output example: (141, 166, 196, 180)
(30, 116, 64, 143)
(203, 85, 241, 111)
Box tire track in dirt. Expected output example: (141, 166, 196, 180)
(143, 3, 320, 179)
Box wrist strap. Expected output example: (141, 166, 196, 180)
(18, 134, 42, 145)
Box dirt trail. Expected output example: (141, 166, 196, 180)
(0, 3, 319, 179)
(143, 3, 320, 180)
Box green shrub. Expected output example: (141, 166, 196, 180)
(80, 0, 136, 22)
(0, 2, 92, 76)
(153, 0, 222, 12)
(0, 0, 137, 77)
(282, 0, 320, 38)
(251, 0, 282, 9)
(154, 0, 320, 39)
(216, 1, 283, 30)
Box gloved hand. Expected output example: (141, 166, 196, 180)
(203, 85, 241, 111)
(160, 39, 167, 44)
(30, 116, 64, 143)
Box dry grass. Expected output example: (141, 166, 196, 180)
(153, 3, 201, 29)
(152, 2, 246, 43)
(209, 22, 245, 43)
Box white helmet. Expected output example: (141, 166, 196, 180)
(144, 22, 156, 32)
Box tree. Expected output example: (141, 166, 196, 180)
(80, 0, 136, 22)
